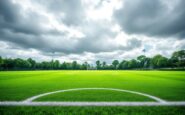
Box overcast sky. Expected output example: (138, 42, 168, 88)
(0, 0, 185, 63)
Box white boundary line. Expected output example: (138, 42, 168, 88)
(0, 88, 185, 106)
(0, 101, 185, 106)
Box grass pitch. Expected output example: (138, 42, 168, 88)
(0, 70, 185, 114)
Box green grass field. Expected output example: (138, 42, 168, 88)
(0, 70, 185, 114)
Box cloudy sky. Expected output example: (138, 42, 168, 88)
(0, 0, 185, 63)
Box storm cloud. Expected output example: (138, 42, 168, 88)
(0, 0, 184, 63)
(114, 0, 185, 38)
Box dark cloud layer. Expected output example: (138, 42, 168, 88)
(35, 0, 85, 26)
(114, 0, 185, 38)
(0, 0, 44, 35)
(0, 0, 141, 55)
(0, 0, 184, 62)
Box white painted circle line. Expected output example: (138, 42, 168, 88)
(23, 88, 166, 103)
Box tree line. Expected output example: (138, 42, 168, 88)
(0, 50, 184, 71)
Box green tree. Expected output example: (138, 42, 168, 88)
(96, 60, 101, 70)
(118, 60, 126, 69)
(81, 62, 90, 70)
(61, 62, 67, 69)
(128, 59, 137, 69)
(3, 58, 14, 70)
(137, 55, 146, 68)
(137, 55, 151, 68)
(27, 58, 36, 69)
(118, 60, 130, 69)
(53, 60, 60, 69)
(151, 55, 168, 68)
(102, 61, 106, 69)
(72, 61, 77, 70)
(14, 58, 31, 69)
(112, 60, 119, 69)
(0, 56, 4, 70)
(158, 57, 168, 67)
(66, 62, 72, 70)
(171, 50, 185, 67)
(41, 61, 50, 69)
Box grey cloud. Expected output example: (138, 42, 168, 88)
(75, 21, 142, 53)
(0, 0, 140, 55)
(0, 0, 150, 60)
(35, 0, 85, 26)
(0, 0, 54, 35)
(0, 0, 184, 63)
(0, 29, 45, 49)
(114, 0, 185, 38)
(0, 0, 20, 22)
(179, 40, 185, 49)
(0, 28, 76, 54)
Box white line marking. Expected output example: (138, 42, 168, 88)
(0, 101, 185, 106)
(2, 88, 182, 106)
(23, 88, 166, 103)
